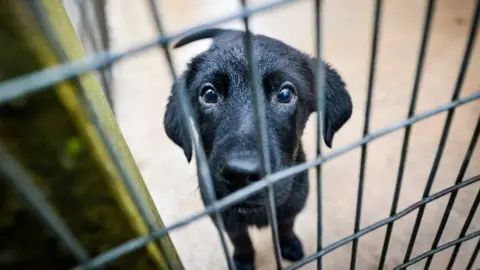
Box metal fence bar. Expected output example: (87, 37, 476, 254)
(0, 142, 89, 264)
(80, 0, 115, 110)
(69, 0, 115, 110)
(466, 237, 480, 270)
(378, 0, 436, 268)
(425, 116, 480, 268)
(143, 5, 183, 270)
(145, 0, 176, 77)
(145, 0, 233, 268)
(351, 0, 382, 268)
(77, 0, 101, 52)
(93, 0, 110, 58)
(446, 186, 480, 270)
(394, 229, 480, 270)
(145, 1, 236, 269)
(0, 0, 300, 104)
(403, 0, 480, 262)
(80, 90, 480, 267)
(28, 3, 180, 269)
(239, 1, 283, 268)
(313, 0, 325, 269)
(286, 175, 480, 269)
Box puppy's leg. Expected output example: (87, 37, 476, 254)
(227, 228, 255, 270)
(278, 219, 304, 262)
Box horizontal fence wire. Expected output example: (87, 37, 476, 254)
(144, 0, 235, 269)
(77, 89, 480, 268)
(403, 0, 480, 262)
(0, 142, 90, 264)
(0, 0, 300, 105)
(378, 0, 436, 268)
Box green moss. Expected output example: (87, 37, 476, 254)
(60, 137, 84, 169)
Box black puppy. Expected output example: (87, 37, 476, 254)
(164, 28, 352, 269)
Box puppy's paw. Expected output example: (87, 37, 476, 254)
(234, 259, 255, 270)
(280, 235, 304, 262)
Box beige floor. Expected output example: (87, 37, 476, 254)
(106, 0, 480, 269)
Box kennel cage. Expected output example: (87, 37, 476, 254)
(0, 0, 479, 269)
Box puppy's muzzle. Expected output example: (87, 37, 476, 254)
(220, 154, 263, 191)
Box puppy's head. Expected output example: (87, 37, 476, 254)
(164, 28, 352, 208)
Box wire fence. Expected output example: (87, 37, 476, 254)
(1, 0, 479, 269)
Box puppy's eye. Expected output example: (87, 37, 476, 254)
(276, 83, 295, 103)
(200, 84, 218, 104)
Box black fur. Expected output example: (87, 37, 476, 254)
(164, 28, 353, 269)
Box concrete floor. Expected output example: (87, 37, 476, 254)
(107, 0, 480, 269)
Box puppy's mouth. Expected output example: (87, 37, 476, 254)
(236, 205, 263, 214)
(216, 173, 292, 208)
(217, 175, 266, 204)
(235, 200, 265, 214)
(218, 174, 261, 192)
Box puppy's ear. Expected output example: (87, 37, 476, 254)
(173, 28, 244, 48)
(309, 59, 353, 148)
(164, 76, 193, 162)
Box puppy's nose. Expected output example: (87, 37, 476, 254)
(220, 157, 262, 188)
